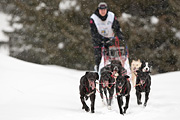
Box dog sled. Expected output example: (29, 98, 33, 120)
(99, 37, 131, 77)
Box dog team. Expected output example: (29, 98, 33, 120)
(79, 59, 152, 114)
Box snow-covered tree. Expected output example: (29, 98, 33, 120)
(0, 0, 179, 73)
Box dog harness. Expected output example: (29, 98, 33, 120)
(116, 87, 128, 96)
(135, 79, 147, 89)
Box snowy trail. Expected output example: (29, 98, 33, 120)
(0, 54, 180, 120)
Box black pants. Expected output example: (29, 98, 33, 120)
(93, 40, 112, 71)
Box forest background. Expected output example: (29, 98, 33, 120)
(0, 0, 180, 74)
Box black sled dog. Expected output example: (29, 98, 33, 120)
(135, 70, 151, 106)
(99, 70, 115, 109)
(110, 60, 131, 114)
(79, 72, 99, 113)
(116, 75, 131, 114)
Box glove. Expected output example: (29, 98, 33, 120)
(106, 37, 115, 43)
(101, 37, 110, 44)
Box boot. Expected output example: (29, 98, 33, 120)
(94, 65, 99, 72)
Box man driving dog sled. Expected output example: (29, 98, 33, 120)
(90, 2, 125, 72)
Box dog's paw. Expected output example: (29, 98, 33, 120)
(107, 105, 111, 110)
(85, 107, 90, 112)
(120, 111, 124, 115)
(91, 110, 95, 113)
(123, 107, 127, 114)
(137, 101, 142, 105)
(101, 99, 106, 106)
(85, 96, 89, 100)
(144, 102, 147, 107)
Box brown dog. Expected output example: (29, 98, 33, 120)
(131, 59, 142, 87)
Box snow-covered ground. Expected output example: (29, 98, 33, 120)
(0, 54, 180, 120)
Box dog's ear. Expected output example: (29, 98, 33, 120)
(108, 71, 112, 78)
(85, 72, 89, 76)
(124, 75, 130, 79)
(95, 72, 99, 80)
(136, 70, 140, 74)
(149, 61, 153, 67)
(118, 61, 122, 66)
(141, 60, 145, 64)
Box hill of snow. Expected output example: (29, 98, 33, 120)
(0, 54, 179, 120)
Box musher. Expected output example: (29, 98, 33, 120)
(90, 2, 125, 72)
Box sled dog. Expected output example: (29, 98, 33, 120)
(131, 59, 142, 87)
(79, 72, 99, 113)
(135, 70, 151, 106)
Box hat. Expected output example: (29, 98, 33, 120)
(98, 2, 107, 9)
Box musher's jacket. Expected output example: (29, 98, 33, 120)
(90, 9, 124, 45)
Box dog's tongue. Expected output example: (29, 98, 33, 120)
(113, 71, 117, 74)
(140, 80, 144, 85)
(104, 81, 109, 87)
(89, 81, 95, 90)
(133, 68, 137, 72)
(112, 71, 118, 78)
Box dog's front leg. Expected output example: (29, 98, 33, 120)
(117, 96, 124, 115)
(124, 94, 130, 113)
(90, 93, 96, 113)
(144, 91, 150, 106)
(136, 91, 142, 105)
(99, 85, 104, 102)
(108, 87, 114, 110)
(131, 74, 136, 87)
(80, 96, 90, 112)
(104, 88, 108, 104)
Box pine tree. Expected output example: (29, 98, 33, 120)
(0, 0, 179, 73)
